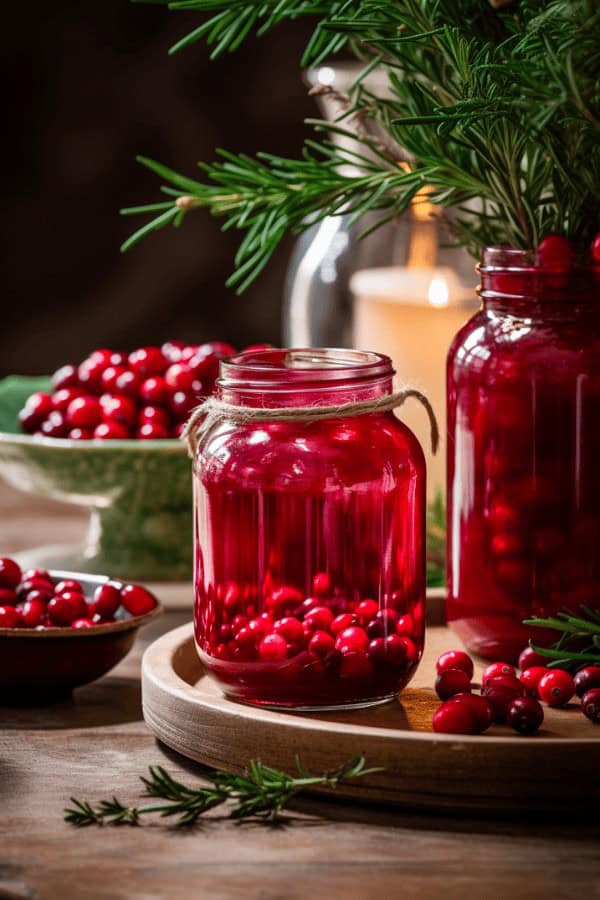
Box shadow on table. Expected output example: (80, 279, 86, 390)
(151, 741, 600, 842)
(0, 676, 142, 729)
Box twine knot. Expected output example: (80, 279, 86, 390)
(182, 388, 439, 460)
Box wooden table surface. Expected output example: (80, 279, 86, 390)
(1, 483, 599, 900)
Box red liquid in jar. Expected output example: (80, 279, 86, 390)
(447, 248, 600, 662)
(193, 349, 426, 708)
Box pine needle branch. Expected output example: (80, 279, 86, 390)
(64, 755, 382, 828)
(122, 0, 600, 286)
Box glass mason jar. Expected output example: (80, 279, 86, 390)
(447, 247, 600, 662)
(193, 348, 426, 709)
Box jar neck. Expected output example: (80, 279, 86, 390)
(479, 246, 600, 316)
(217, 348, 394, 408)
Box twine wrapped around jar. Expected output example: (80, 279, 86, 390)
(182, 388, 439, 460)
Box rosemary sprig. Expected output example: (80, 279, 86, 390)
(523, 606, 600, 669)
(64, 755, 381, 827)
(121, 0, 600, 288)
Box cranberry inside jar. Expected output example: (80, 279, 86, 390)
(193, 348, 426, 709)
(447, 246, 600, 663)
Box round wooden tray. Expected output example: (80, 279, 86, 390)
(142, 620, 599, 814)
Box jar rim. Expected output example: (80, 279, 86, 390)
(220, 348, 394, 388)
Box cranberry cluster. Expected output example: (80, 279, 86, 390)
(198, 572, 423, 706)
(0, 557, 156, 629)
(432, 644, 600, 734)
(17, 339, 257, 440)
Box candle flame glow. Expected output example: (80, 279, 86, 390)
(428, 276, 449, 308)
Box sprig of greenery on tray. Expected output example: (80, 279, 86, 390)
(65, 755, 380, 827)
(524, 607, 600, 670)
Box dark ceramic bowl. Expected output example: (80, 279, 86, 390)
(0, 569, 162, 701)
(0, 375, 192, 581)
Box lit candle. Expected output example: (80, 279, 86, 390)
(350, 266, 477, 498)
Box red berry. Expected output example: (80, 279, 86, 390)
(52, 364, 78, 391)
(339, 650, 373, 680)
(115, 369, 141, 398)
(165, 363, 195, 392)
(51, 388, 83, 414)
(25, 588, 53, 605)
(100, 394, 138, 428)
(169, 390, 197, 421)
(519, 666, 548, 697)
(312, 572, 331, 597)
(537, 234, 573, 272)
(120, 583, 156, 616)
(140, 376, 169, 405)
(100, 365, 127, 393)
(205, 340, 236, 358)
(22, 568, 51, 583)
(20, 599, 46, 628)
(384, 633, 408, 665)
(55, 579, 83, 595)
(395, 636, 417, 664)
(447, 693, 494, 731)
(482, 662, 516, 685)
(537, 669, 575, 707)
(72, 618, 94, 629)
(435, 668, 472, 701)
(581, 688, 600, 723)
(94, 422, 131, 439)
(367, 637, 386, 664)
(78, 358, 107, 393)
(272, 616, 304, 643)
(395, 614, 414, 637)
(356, 599, 379, 623)
(0, 558, 22, 589)
(18, 577, 53, 598)
(231, 614, 249, 633)
(433, 701, 479, 735)
(366, 608, 398, 638)
(128, 347, 166, 377)
(574, 666, 600, 698)
(259, 633, 287, 661)
(436, 649, 474, 680)
(247, 616, 272, 638)
(482, 675, 524, 723)
(266, 586, 303, 616)
(139, 406, 170, 428)
(591, 233, 600, 265)
(0, 588, 18, 605)
(18, 392, 54, 433)
(330, 613, 357, 635)
(0, 605, 22, 627)
(92, 583, 121, 619)
(335, 625, 369, 653)
(137, 422, 170, 440)
(308, 630, 335, 658)
(47, 594, 78, 626)
(507, 697, 544, 735)
(40, 411, 68, 438)
(518, 647, 549, 671)
(303, 606, 334, 632)
(66, 396, 102, 429)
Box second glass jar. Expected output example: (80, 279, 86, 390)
(193, 348, 426, 709)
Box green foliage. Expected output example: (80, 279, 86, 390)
(524, 607, 600, 669)
(65, 756, 381, 827)
(123, 0, 600, 288)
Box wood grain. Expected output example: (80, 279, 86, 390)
(142, 623, 600, 814)
(1, 485, 600, 899)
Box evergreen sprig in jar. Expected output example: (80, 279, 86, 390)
(190, 348, 432, 709)
(447, 246, 600, 663)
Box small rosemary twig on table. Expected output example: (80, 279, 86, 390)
(523, 606, 600, 670)
(65, 755, 381, 828)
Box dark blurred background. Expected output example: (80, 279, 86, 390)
(1, 1, 315, 377)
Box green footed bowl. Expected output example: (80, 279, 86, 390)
(0, 376, 193, 581)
